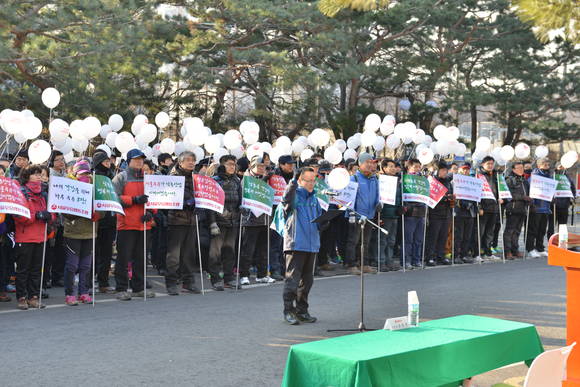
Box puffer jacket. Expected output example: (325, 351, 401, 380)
(478, 167, 499, 214)
(282, 178, 323, 253)
(529, 168, 552, 214)
(429, 175, 453, 219)
(505, 172, 530, 215)
(212, 167, 242, 227)
(167, 165, 197, 227)
(112, 167, 155, 231)
(14, 181, 55, 243)
(350, 171, 379, 219)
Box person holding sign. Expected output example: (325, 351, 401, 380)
(425, 161, 454, 266)
(478, 156, 503, 260)
(208, 155, 242, 291)
(281, 167, 323, 325)
(14, 165, 55, 310)
(344, 153, 379, 275)
(164, 151, 202, 295)
(453, 165, 477, 264)
(403, 159, 427, 269)
(112, 149, 156, 301)
(378, 159, 402, 271)
(526, 158, 553, 258)
(548, 163, 576, 237)
(504, 162, 531, 259)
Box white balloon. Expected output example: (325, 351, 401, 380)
(324, 147, 342, 165)
(69, 119, 86, 139)
(475, 137, 491, 152)
(417, 148, 434, 165)
(55, 137, 73, 155)
(155, 112, 170, 129)
(292, 140, 306, 155)
(192, 146, 205, 162)
(260, 142, 273, 154)
(456, 143, 467, 157)
(108, 114, 124, 131)
(534, 145, 549, 159)
(347, 136, 360, 149)
(300, 148, 314, 162)
(311, 128, 330, 147)
(83, 116, 101, 139)
(399, 99, 411, 111)
(393, 123, 407, 140)
(433, 125, 447, 141)
(423, 135, 433, 145)
(213, 148, 229, 163)
(136, 135, 149, 150)
(184, 117, 205, 134)
(246, 143, 264, 160)
(174, 141, 185, 156)
(561, 151, 578, 169)
(343, 148, 357, 161)
(115, 132, 136, 154)
(360, 130, 377, 148)
(446, 126, 460, 141)
(188, 124, 209, 146)
(373, 136, 385, 151)
(28, 140, 52, 164)
(21, 109, 35, 118)
(140, 124, 157, 144)
(64, 152, 74, 163)
(100, 124, 112, 139)
(131, 120, 144, 136)
(41, 88, 60, 109)
(152, 143, 161, 157)
(327, 168, 351, 190)
(243, 128, 259, 145)
(364, 114, 381, 132)
(144, 146, 154, 159)
(23, 117, 43, 140)
(500, 145, 515, 161)
(239, 120, 255, 136)
(133, 114, 148, 126)
(382, 115, 396, 125)
(386, 134, 401, 149)
(230, 146, 244, 159)
(105, 132, 118, 149)
(223, 130, 243, 150)
(275, 136, 291, 149)
(2, 110, 26, 135)
(491, 147, 503, 161)
(514, 143, 530, 159)
(204, 135, 221, 154)
(50, 136, 66, 148)
(334, 139, 347, 153)
(430, 141, 439, 154)
(72, 137, 88, 153)
(159, 138, 176, 154)
(412, 129, 426, 145)
(96, 144, 112, 157)
(379, 121, 394, 136)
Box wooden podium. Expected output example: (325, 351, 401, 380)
(548, 233, 580, 387)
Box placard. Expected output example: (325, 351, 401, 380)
(94, 175, 124, 215)
(477, 174, 496, 201)
(426, 176, 448, 209)
(330, 181, 358, 207)
(241, 175, 275, 217)
(193, 174, 225, 213)
(269, 175, 287, 206)
(497, 174, 512, 200)
(379, 175, 398, 205)
(314, 178, 330, 211)
(144, 175, 185, 209)
(529, 174, 557, 201)
(452, 174, 482, 202)
(0, 177, 30, 218)
(48, 176, 92, 219)
(402, 174, 430, 205)
(554, 174, 574, 198)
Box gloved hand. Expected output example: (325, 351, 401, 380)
(132, 195, 149, 205)
(359, 215, 368, 224)
(184, 198, 196, 210)
(141, 212, 153, 223)
(210, 222, 220, 237)
(35, 211, 51, 222)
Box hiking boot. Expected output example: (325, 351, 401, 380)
(212, 281, 225, 291)
(78, 294, 92, 304)
(27, 296, 45, 309)
(65, 295, 78, 306)
(284, 312, 300, 325)
(17, 297, 28, 310)
(296, 312, 317, 323)
(348, 266, 361, 275)
(133, 290, 156, 298)
(116, 291, 132, 301)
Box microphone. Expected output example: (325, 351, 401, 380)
(320, 189, 339, 196)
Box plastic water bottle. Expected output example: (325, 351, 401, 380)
(559, 224, 568, 250)
(408, 291, 419, 327)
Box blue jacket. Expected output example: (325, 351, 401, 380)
(529, 168, 552, 214)
(350, 171, 379, 218)
(282, 179, 323, 253)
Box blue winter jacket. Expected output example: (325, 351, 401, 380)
(349, 171, 379, 218)
(529, 168, 552, 214)
(282, 179, 323, 253)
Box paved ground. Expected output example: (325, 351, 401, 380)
(0, 255, 566, 387)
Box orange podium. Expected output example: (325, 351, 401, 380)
(548, 232, 580, 387)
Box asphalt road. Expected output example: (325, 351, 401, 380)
(0, 257, 566, 387)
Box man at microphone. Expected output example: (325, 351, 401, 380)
(281, 167, 323, 325)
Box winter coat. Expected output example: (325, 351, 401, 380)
(112, 168, 155, 231)
(505, 172, 530, 215)
(212, 169, 242, 227)
(349, 171, 379, 219)
(166, 165, 198, 227)
(14, 181, 54, 243)
(282, 178, 323, 253)
(528, 168, 552, 214)
(478, 168, 500, 214)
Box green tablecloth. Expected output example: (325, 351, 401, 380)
(282, 315, 543, 387)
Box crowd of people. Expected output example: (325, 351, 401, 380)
(0, 145, 576, 313)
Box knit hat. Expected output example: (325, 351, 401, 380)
(73, 159, 91, 176)
(250, 155, 264, 169)
(92, 150, 109, 169)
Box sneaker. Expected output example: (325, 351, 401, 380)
(224, 280, 242, 289)
(116, 291, 132, 301)
(255, 276, 275, 284)
(240, 277, 250, 285)
(17, 297, 28, 310)
(362, 265, 377, 274)
(296, 312, 317, 323)
(166, 286, 179, 296)
(437, 258, 452, 265)
(484, 255, 500, 260)
(426, 259, 436, 267)
(404, 264, 413, 270)
(27, 296, 45, 309)
(6, 284, 16, 293)
(505, 253, 515, 260)
(453, 257, 464, 264)
(78, 294, 92, 304)
(133, 290, 156, 298)
(181, 285, 200, 294)
(537, 250, 548, 257)
(212, 281, 224, 291)
(98, 286, 114, 294)
(348, 266, 361, 275)
(284, 312, 300, 325)
(462, 257, 474, 264)
(65, 295, 79, 306)
(0, 292, 11, 302)
(528, 249, 540, 258)
(319, 264, 335, 271)
(411, 263, 422, 269)
(473, 256, 483, 264)
(270, 271, 285, 281)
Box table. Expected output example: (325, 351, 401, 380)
(282, 315, 543, 387)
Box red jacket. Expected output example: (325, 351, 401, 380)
(112, 168, 155, 231)
(14, 181, 54, 243)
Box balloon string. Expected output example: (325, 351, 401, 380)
(7, 142, 24, 170)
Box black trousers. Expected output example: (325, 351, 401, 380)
(345, 221, 374, 267)
(283, 251, 316, 314)
(240, 226, 268, 278)
(0, 240, 14, 291)
(151, 224, 168, 271)
(454, 217, 474, 258)
(115, 230, 146, 293)
(547, 207, 569, 237)
(504, 213, 525, 255)
(426, 217, 450, 260)
(15, 242, 44, 299)
(95, 227, 116, 287)
(165, 225, 198, 287)
(334, 217, 348, 259)
(208, 226, 238, 283)
(45, 226, 65, 284)
(526, 213, 549, 252)
(479, 212, 497, 256)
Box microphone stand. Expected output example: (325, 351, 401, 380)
(328, 207, 389, 333)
